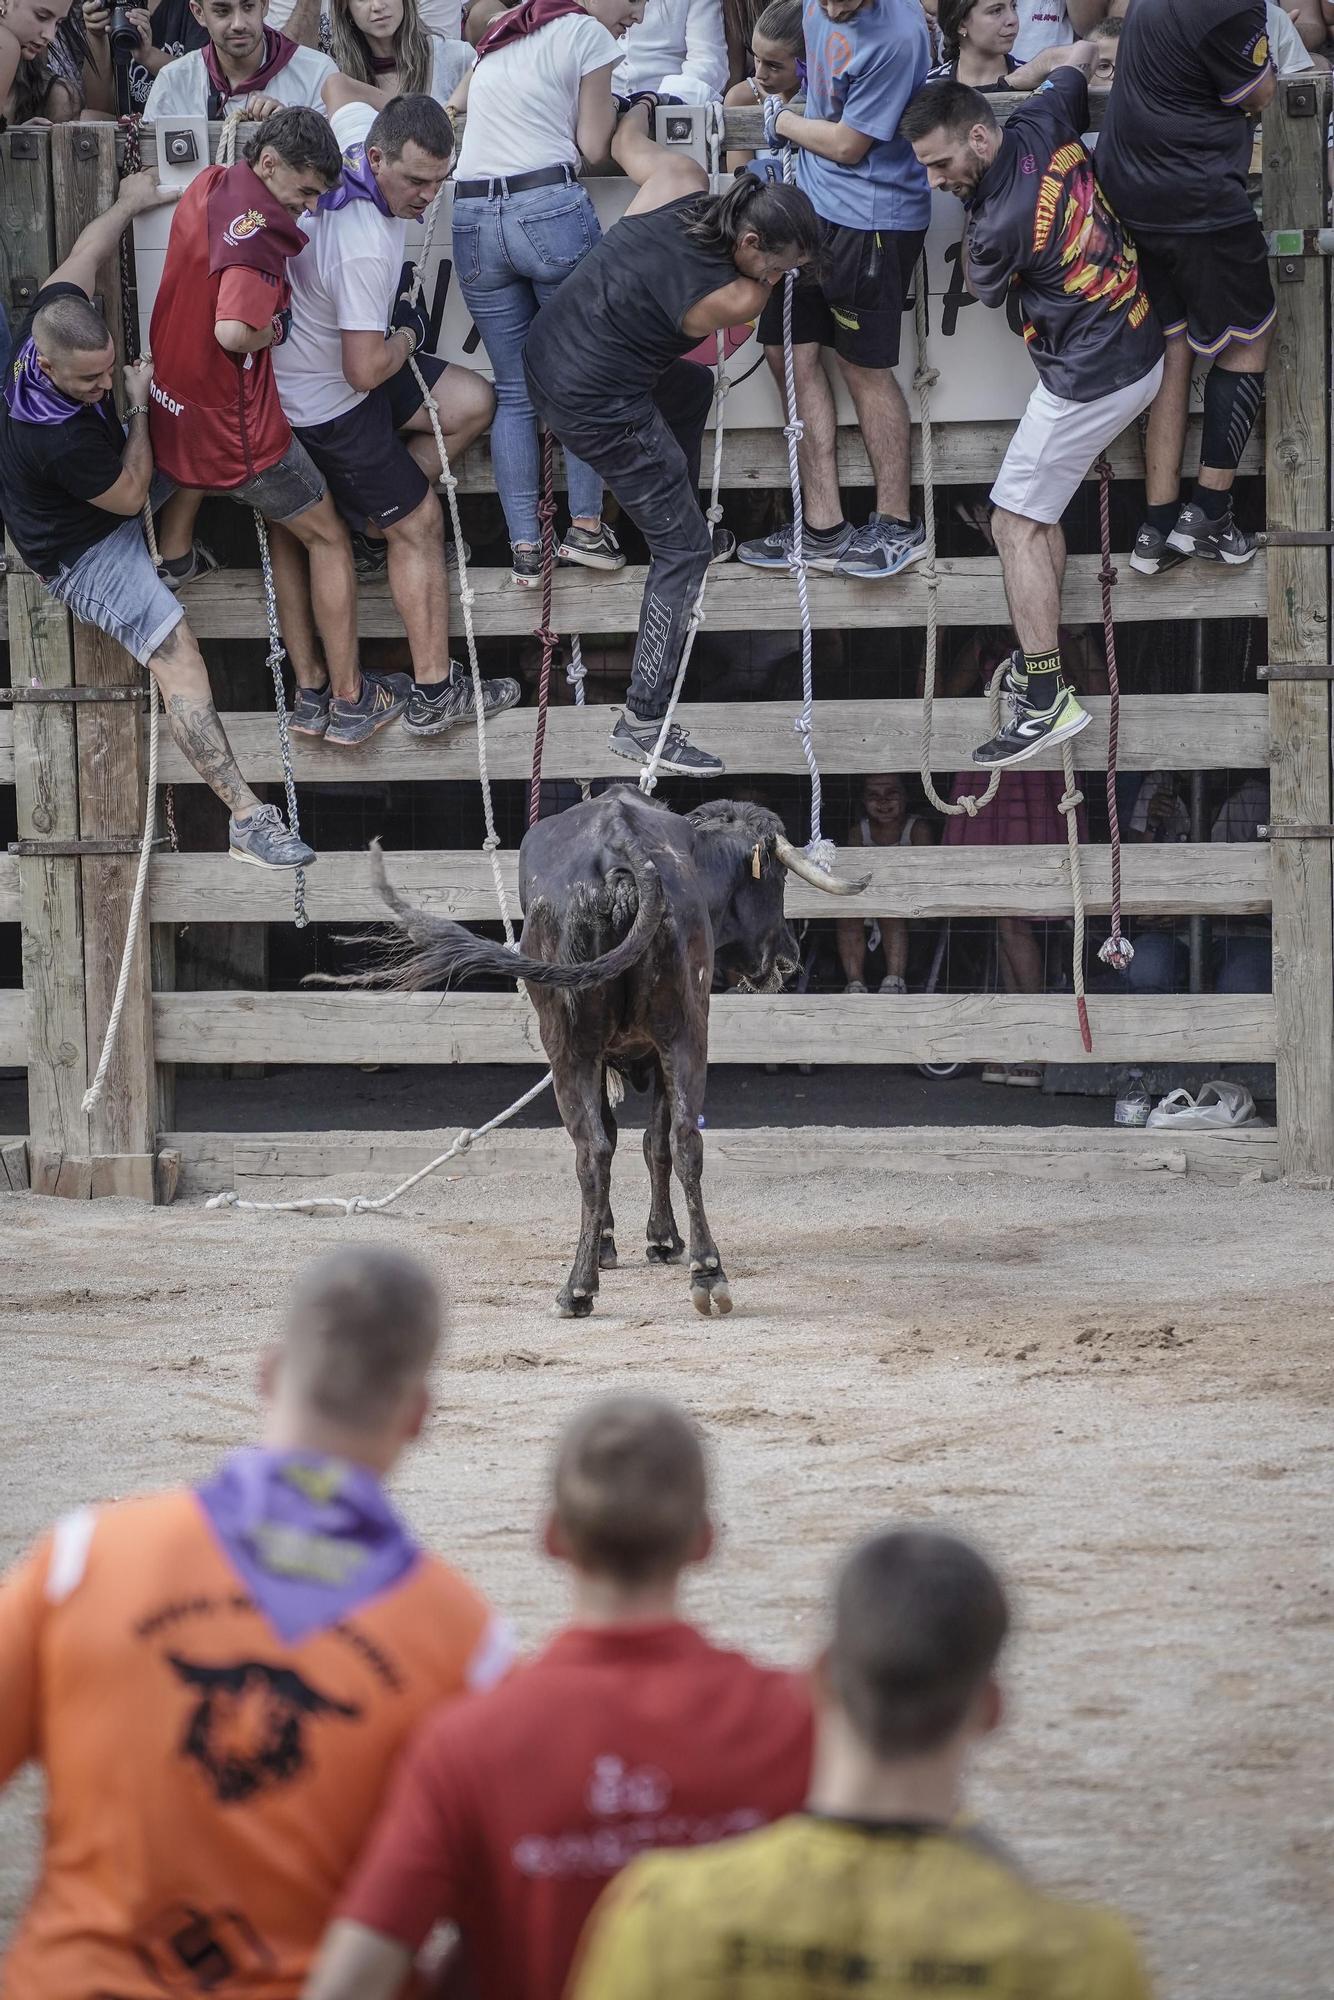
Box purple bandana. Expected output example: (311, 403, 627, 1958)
(196, 1447, 421, 1645)
(318, 143, 394, 217)
(4, 337, 88, 426)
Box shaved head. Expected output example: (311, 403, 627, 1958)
(32, 292, 113, 360)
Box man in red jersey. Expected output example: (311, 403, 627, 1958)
(304, 1393, 814, 2000)
(150, 105, 412, 747)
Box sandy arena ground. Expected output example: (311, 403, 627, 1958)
(2, 1159, 1332, 1996)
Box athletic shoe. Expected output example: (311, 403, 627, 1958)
(351, 531, 388, 581)
(878, 974, 907, 994)
(971, 685, 1092, 769)
(845, 978, 869, 993)
(557, 522, 627, 571)
(609, 711, 724, 776)
(836, 515, 928, 580)
(1129, 522, 1188, 577)
(403, 667, 522, 737)
(228, 802, 316, 871)
(710, 524, 736, 564)
(289, 682, 332, 738)
(1166, 501, 1258, 565)
(511, 543, 542, 588)
(737, 520, 853, 571)
(325, 670, 413, 747)
(157, 542, 221, 592)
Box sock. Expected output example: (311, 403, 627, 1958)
(1200, 366, 1264, 477)
(807, 519, 850, 545)
(1145, 500, 1179, 536)
(1021, 646, 1063, 713)
(871, 512, 912, 531)
(160, 550, 194, 579)
(1189, 483, 1230, 521)
(626, 706, 663, 730)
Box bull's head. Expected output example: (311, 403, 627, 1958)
(689, 801, 869, 993)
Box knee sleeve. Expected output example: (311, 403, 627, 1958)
(1201, 367, 1264, 472)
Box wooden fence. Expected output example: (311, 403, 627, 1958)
(1, 88, 1329, 1199)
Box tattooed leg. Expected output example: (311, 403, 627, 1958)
(149, 622, 261, 819)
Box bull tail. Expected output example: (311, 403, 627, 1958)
(362, 836, 665, 992)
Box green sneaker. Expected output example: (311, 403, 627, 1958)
(972, 685, 1092, 770)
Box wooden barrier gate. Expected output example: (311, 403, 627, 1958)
(0, 89, 1329, 1199)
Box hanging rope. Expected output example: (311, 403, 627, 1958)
(1058, 742, 1093, 1053)
(1093, 454, 1132, 973)
(567, 634, 592, 801)
(528, 430, 559, 827)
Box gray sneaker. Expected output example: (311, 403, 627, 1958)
(609, 711, 724, 777)
(1129, 521, 1188, 577)
(403, 668, 522, 737)
(737, 520, 852, 571)
(1166, 501, 1258, 566)
(325, 670, 413, 747)
(289, 682, 331, 738)
(836, 515, 928, 579)
(228, 802, 316, 870)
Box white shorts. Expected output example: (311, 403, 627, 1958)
(990, 360, 1164, 525)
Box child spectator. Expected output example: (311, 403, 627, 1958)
(448, 0, 635, 586)
(143, 0, 335, 118)
(835, 773, 936, 994)
(328, 0, 472, 105)
(1089, 9, 1119, 85)
(305, 1394, 812, 2000)
(724, 0, 803, 170)
(613, 0, 728, 103)
(927, 0, 1090, 85)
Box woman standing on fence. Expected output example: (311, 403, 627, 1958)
(327, 0, 471, 108)
(448, 0, 640, 588)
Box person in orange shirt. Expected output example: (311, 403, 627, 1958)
(0, 1246, 513, 2000)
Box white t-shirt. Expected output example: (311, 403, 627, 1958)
(430, 31, 474, 101)
(612, 0, 727, 105)
(265, 0, 462, 38)
(454, 14, 621, 179)
(1011, 0, 1073, 63)
(143, 39, 335, 117)
(272, 103, 407, 429)
(1266, 1, 1315, 74)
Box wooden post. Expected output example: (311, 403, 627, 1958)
(1265, 80, 1334, 1183)
(51, 124, 158, 1200)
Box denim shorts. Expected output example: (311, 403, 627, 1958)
(45, 511, 183, 667)
(224, 434, 326, 523)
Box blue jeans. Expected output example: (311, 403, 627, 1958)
(452, 182, 604, 545)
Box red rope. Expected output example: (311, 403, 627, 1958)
(1095, 456, 1131, 974)
(528, 429, 559, 828)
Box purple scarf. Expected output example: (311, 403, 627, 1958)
(318, 143, 394, 216)
(4, 337, 88, 426)
(196, 1447, 421, 1644)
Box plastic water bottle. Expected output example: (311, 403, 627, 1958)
(1113, 1070, 1151, 1127)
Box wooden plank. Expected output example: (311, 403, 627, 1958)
(152, 991, 1275, 1067)
(0, 988, 28, 1064)
(28, 1147, 92, 1198)
(164, 1121, 1279, 1198)
(146, 841, 1271, 925)
(51, 552, 1259, 646)
(0, 858, 18, 923)
(0, 1139, 30, 1193)
(1264, 84, 1334, 1182)
(52, 124, 158, 1184)
(0, 129, 54, 326)
(154, 694, 1268, 785)
(89, 1153, 156, 1200)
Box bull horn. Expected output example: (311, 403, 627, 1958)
(774, 834, 869, 896)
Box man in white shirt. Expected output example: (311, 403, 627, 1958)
(274, 85, 518, 736)
(144, 0, 335, 118)
(1012, 0, 1109, 65)
(612, 0, 728, 103)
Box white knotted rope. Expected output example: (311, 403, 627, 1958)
(81, 680, 159, 1115)
(567, 634, 592, 800)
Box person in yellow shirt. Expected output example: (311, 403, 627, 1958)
(570, 1526, 1152, 2000)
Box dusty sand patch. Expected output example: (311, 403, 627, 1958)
(2, 1159, 1332, 1996)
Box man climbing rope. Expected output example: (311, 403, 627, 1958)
(273, 82, 520, 738)
(902, 58, 1163, 769)
(148, 108, 407, 749)
(0, 169, 313, 869)
(524, 103, 821, 778)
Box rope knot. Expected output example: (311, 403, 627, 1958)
(957, 792, 980, 818)
(913, 363, 940, 393)
(460, 585, 476, 608)
(483, 832, 501, 852)
(1058, 787, 1084, 816)
(534, 626, 559, 652)
(783, 419, 805, 446)
(454, 1128, 475, 1155)
(706, 502, 724, 525)
(1099, 562, 1118, 589)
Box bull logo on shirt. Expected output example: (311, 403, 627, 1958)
(223, 209, 268, 248)
(167, 1654, 361, 1804)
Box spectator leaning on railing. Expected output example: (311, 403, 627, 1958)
(724, 0, 804, 171)
(327, 0, 473, 108)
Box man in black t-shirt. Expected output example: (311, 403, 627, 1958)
(0, 170, 313, 870)
(902, 64, 1163, 769)
(1097, 0, 1274, 571)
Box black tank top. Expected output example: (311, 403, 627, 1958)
(524, 194, 738, 426)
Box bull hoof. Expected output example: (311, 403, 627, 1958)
(646, 1235, 684, 1264)
(690, 1270, 733, 1316)
(556, 1288, 595, 1319)
(599, 1231, 618, 1271)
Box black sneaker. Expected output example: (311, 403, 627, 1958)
(710, 524, 736, 564)
(972, 686, 1092, 770)
(1129, 522, 1188, 577)
(737, 520, 852, 572)
(228, 802, 316, 870)
(157, 542, 221, 592)
(1166, 501, 1258, 565)
(403, 667, 522, 737)
(289, 681, 331, 738)
(351, 531, 389, 581)
(511, 543, 542, 588)
(325, 670, 413, 747)
(557, 522, 626, 571)
(609, 711, 724, 776)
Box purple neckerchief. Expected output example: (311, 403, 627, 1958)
(4, 337, 88, 426)
(318, 144, 394, 217)
(196, 1447, 421, 1645)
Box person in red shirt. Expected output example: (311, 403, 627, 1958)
(150, 107, 412, 748)
(0, 1246, 514, 2000)
(304, 1393, 814, 2000)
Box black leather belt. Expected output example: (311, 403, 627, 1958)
(453, 163, 577, 200)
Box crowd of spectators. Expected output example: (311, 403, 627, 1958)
(0, 1246, 1155, 1998)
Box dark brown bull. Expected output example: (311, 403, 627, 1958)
(368, 786, 865, 1318)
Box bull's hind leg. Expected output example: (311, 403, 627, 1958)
(553, 1075, 613, 1318)
(643, 1066, 684, 1264)
(662, 1050, 731, 1317)
(599, 1081, 618, 1270)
